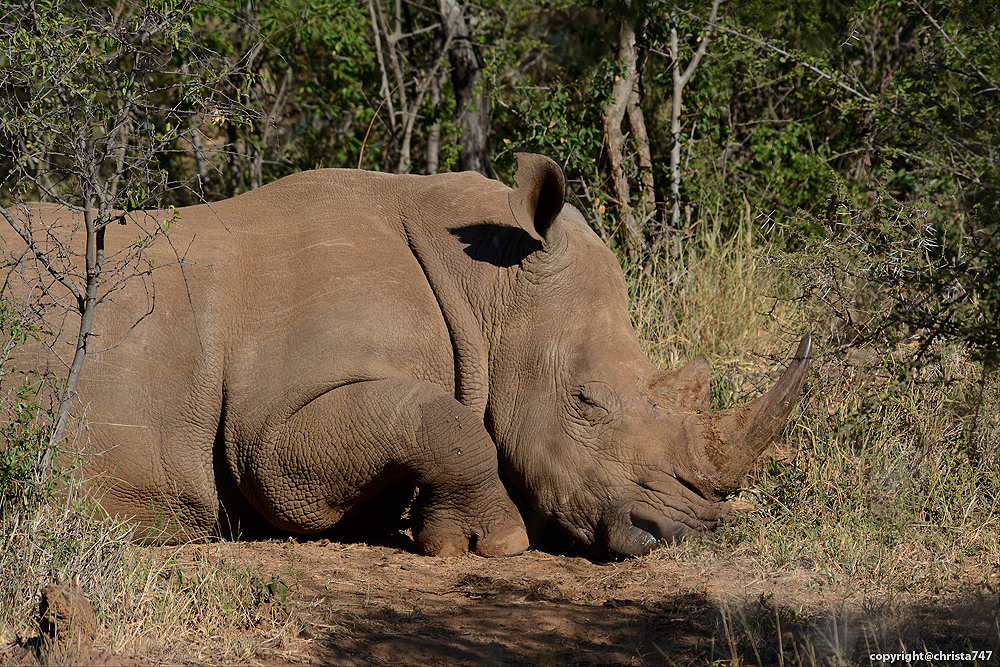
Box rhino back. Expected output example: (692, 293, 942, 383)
(4, 170, 461, 532)
(201, 170, 459, 435)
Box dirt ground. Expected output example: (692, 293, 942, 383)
(4, 532, 999, 667)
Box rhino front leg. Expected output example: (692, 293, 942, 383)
(235, 378, 528, 557)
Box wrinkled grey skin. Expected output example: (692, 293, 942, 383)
(1, 153, 809, 558)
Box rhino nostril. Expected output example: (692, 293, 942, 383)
(629, 510, 684, 547)
(602, 508, 685, 557)
(627, 525, 657, 553)
(629, 512, 661, 539)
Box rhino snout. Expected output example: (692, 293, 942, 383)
(598, 495, 730, 558)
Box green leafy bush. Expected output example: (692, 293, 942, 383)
(0, 299, 58, 519)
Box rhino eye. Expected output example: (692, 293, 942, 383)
(571, 381, 621, 425)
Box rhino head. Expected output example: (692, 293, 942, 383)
(484, 153, 810, 557)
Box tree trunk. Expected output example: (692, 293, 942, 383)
(225, 119, 242, 196)
(665, 0, 722, 247)
(426, 26, 444, 175)
(437, 0, 490, 176)
(626, 67, 656, 228)
(191, 118, 211, 198)
(668, 16, 683, 239)
(49, 107, 107, 450)
(427, 67, 442, 174)
(50, 210, 102, 448)
(603, 4, 645, 258)
(250, 62, 292, 191)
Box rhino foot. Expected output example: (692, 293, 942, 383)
(414, 496, 529, 557)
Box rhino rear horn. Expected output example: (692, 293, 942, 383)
(650, 356, 712, 412)
(508, 153, 566, 243)
(696, 333, 812, 497)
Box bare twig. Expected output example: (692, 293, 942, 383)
(702, 18, 877, 105)
(912, 1, 1000, 92)
(0, 208, 84, 306)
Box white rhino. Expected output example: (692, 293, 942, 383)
(1, 153, 809, 557)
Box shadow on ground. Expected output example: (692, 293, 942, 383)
(307, 575, 1000, 666)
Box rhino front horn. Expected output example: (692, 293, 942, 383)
(694, 333, 812, 497)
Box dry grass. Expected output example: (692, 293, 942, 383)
(0, 455, 304, 663)
(0, 494, 305, 663)
(626, 228, 807, 389)
(112, 545, 305, 662)
(0, 487, 135, 644)
(623, 225, 1000, 664)
(627, 217, 1000, 618)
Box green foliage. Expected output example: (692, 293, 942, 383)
(248, 0, 382, 173)
(493, 77, 606, 189)
(656, 0, 999, 373)
(0, 377, 56, 517)
(0, 0, 265, 209)
(0, 299, 58, 519)
(759, 170, 999, 375)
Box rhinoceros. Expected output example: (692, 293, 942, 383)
(1, 153, 809, 558)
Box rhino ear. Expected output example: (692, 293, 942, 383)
(508, 152, 566, 243)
